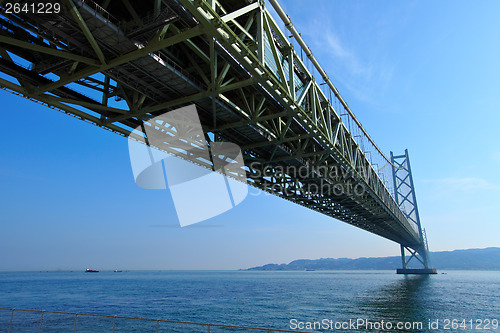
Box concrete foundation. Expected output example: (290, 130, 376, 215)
(396, 268, 437, 274)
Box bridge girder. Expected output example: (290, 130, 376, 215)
(0, 0, 423, 248)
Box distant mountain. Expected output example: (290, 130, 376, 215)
(246, 247, 500, 271)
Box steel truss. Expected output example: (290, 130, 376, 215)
(0, 0, 428, 249)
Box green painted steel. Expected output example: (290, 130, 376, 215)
(0, 0, 431, 252)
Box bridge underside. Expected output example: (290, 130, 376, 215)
(0, 0, 422, 248)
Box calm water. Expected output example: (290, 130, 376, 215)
(0, 270, 499, 332)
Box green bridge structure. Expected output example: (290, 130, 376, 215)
(0, 0, 436, 274)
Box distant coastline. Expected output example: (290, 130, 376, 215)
(245, 247, 500, 271)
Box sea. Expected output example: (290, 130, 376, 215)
(0, 270, 499, 332)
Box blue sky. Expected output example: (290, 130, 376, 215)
(1, 0, 499, 270)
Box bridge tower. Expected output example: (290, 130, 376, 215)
(391, 150, 437, 274)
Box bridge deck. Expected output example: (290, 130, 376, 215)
(0, 0, 422, 247)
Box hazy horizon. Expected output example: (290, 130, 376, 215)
(1, 0, 500, 271)
(1, 246, 497, 272)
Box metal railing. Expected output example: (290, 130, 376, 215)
(0, 308, 310, 333)
(266, 0, 398, 198)
(77, 0, 121, 27)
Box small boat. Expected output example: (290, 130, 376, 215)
(85, 269, 99, 273)
(114, 270, 122, 272)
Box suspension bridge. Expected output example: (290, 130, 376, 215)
(0, 0, 435, 273)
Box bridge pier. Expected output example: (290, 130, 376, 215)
(391, 150, 437, 275)
(396, 244, 437, 274)
(396, 268, 437, 274)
